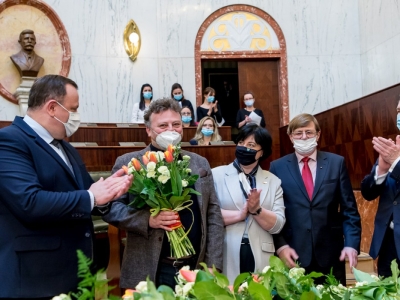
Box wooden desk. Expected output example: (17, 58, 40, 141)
(75, 144, 236, 172)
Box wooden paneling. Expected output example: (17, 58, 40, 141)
(75, 144, 236, 172)
(279, 83, 400, 189)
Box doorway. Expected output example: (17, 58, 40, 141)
(201, 59, 280, 168)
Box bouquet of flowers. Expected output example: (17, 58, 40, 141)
(122, 143, 200, 259)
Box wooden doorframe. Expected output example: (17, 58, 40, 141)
(194, 4, 289, 126)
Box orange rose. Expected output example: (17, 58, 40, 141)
(131, 158, 142, 171)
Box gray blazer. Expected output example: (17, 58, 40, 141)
(103, 146, 224, 288)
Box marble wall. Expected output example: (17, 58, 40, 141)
(0, 0, 364, 122)
(359, 0, 400, 96)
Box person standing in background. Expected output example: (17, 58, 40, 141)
(130, 83, 153, 123)
(171, 83, 195, 119)
(236, 91, 266, 129)
(196, 87, 224, 126)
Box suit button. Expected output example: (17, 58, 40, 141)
(158, 237, 162, 242)
(394, 201, 398, 205)
(85, 233, 91, 237)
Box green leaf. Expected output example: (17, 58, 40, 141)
(300, 290, 316, 300)
(212, 266, 229, 288)
(233, 273, 251, 293)
(274, 272, 290, 298)
(192, 281, 233, 299)
(157, 285, 175, 300)
(196, 270, 215, 282)
(353, 267, 376, 284)
(269, 255, 287, 273)
(248, 281, 272, 300)
(391, 259, 399, 286)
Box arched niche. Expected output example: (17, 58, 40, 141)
(194, 5, 289, 126)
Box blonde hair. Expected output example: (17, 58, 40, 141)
(287, 113, 321, 135)
(192, 116, 222, 145)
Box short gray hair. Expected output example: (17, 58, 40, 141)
(143, 98, 181, 127)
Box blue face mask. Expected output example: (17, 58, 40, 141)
(397, 114, 400, 131)
(174, 94, 183, 101)
(182, 116, 192, 123)
(207, 96, 215, 103)
(143, 92, 152, 99)
(201, 128, 214, 136)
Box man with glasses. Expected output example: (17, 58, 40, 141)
(269, 113, 361, 285)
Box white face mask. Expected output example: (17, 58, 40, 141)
(153, 130, 182, 150)
(292, 137, 317, 156)
(53, 102, 81, 137)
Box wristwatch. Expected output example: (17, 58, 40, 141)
(249, 207, 262, 216)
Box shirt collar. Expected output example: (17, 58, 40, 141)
(23, 114, 54, 144)
(295, 148, 317, 163)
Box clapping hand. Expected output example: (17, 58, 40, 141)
(247, 188, 261, 214)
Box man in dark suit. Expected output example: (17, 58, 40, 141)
(269, 113, 361, 284)
(103, 98, 224, 289)
(10, 29, 44, 77)
(0, 75, 133, 299)
(361, 100, 400, 277)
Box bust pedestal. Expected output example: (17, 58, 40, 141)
(15, 76, 36, 116)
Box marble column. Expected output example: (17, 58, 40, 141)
(15, 76, 35, 116)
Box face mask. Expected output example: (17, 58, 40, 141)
(244, 99, 254, 107)
(182, 116, 192, 123)
(207, 96, 215, 103)
(53, 102, 80, 137)
(153, 130, 182, 150)
(174, 94, 183, 101)
(397, 113, 400, 131)
(292, 137, 318, 155)
(235, 146, 260, 166)
(201, 128, 214, 136)
(143, 92, 152, 99)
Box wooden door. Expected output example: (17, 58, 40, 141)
(238, 60, 281, 169)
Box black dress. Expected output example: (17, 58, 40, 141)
(236, 108, 266, 128)
(196, 104, 223, 123)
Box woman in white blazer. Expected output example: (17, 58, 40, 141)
(212, 124, 285, 283)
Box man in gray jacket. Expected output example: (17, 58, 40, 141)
(103, 98, 224, 289)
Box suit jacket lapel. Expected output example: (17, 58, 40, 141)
(312, 151, 328, 202)
(256, 167, 269, 206)
(225, 164, 244, 210)
(286, 153, 310, 201)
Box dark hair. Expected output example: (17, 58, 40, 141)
(139, 83, 153, 110)
(181, 105, 195, 126)
(19, 29, 35, 41)
(171, 83, 185, 101)
(27, 75, 78, 110)
(235, 124, 272, 161)
(144, 98, 181, 128)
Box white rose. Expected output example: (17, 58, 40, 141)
(157, 166, 170, 176)
(128, 167, 134, 174)
(262, 265, 270, 273)
(238, 282, 248, 293)
(288, 267, 305, 280)
(52, 294, 71, 300)
(156, 151, 165, 161)
(135, 281, 148, 292)
(147, 161, 156, 171)
(158, 174, 170, 184)
(182, 282, 194, 296)
(182, 155, 190, 161)
(182, 179, 188, 187)
(147, 171, 156, 178)
(175, 285, 183, 296)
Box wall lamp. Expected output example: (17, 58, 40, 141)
(123, 19, 141, 61)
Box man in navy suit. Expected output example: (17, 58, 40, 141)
(0, 75, 132, 299)
(270, 113, 361, 284)
(361, 100, 400, 277)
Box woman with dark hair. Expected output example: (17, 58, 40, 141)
(212, 124, 285, 283)
(196, 87, 223, 125)
(236, 91, 266, 128)
(181, 106, 196, 127)
(190, 116, 221, 145)
(171, 83, 195, 119)
(130, 83, 153, 123)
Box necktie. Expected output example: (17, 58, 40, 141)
(302, 157, 313, 200)
(51, 139, 61, 149)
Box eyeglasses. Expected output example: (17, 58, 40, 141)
(291, 130, 318, 139)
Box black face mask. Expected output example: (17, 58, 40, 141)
(235, 146, 261, 166)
